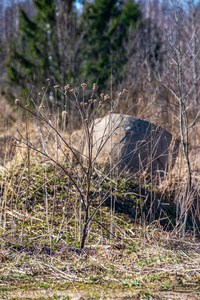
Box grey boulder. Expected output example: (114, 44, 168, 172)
(84, 114, 178, 173)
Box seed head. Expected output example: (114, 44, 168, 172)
(64, 84, 70, 91)
(104, 94, 110, 100)
(81, 83, 87, 90)
(62, 111, 67, 119)
(42, 87, 45, 91)
(123, 89, 128, 93)
(38, 93, 41, 96)
(39, 104, 45, 109)
(100, 93, 104, 99)
(69, 89, 75, 93)
(47, 78, 50, 82)
(93, 83, 97, 91)
(15, 99, 20, 105)
(54, 85, 59, 89)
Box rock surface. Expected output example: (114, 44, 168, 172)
(84, 114, 178, 173)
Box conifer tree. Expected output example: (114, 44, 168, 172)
(81, 0, 141, 89)
(6, 0, 78, 100)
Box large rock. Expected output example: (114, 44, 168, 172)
(84, 114, 178, 173)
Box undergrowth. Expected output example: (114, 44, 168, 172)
(0, 161, 200, 293)
(0, 84, 200, 299)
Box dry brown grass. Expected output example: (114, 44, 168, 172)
(0, 224, 199, 299)
(0, 93, 200, 298)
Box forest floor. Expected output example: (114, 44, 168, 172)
(0, 233, 200, 299)
(0, 192, 199, 300)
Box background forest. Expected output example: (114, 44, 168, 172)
(0, 0, 199, 126)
